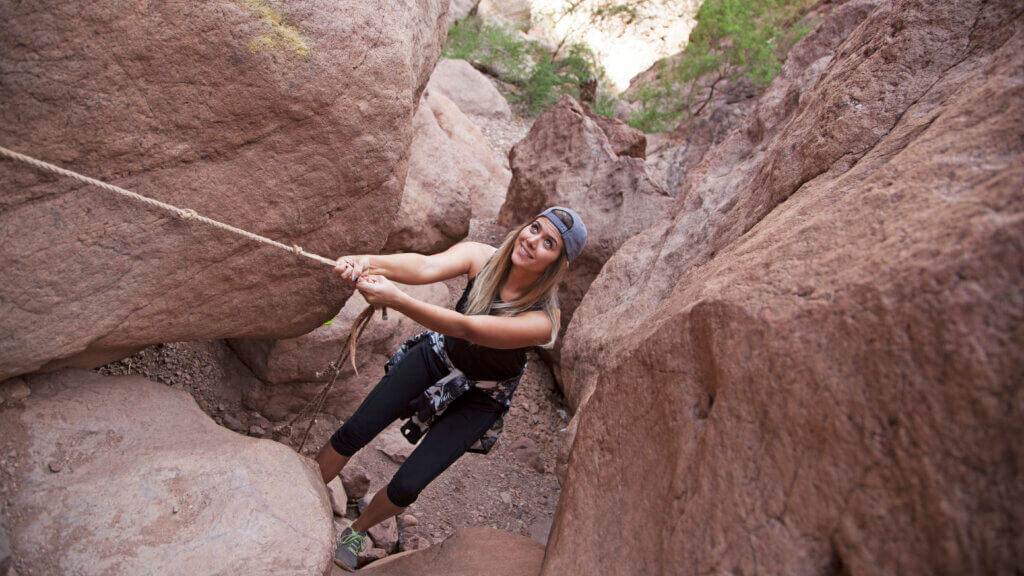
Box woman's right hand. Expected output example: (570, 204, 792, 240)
(333, 255, 370, 284)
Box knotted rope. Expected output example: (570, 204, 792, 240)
(1, 144, 385, 451)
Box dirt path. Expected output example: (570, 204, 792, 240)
(97, 333, 568, 549)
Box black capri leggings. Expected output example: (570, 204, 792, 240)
(330, 337, 503, 507)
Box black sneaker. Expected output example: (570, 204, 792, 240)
(334, 526, 368, 572)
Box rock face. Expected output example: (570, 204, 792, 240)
(0, 369, 333, 575)
(426, 58, 512, 121)
(230, 283, 452, 421)
(547, 1, 1024, 575)
(477, 0, 532, 32)
(498, 95, 671, 368)
(383, 87, 510, 254)
(644, 85, 757, 195)
(0, 0, 449, 380)
(560, 0, 884, 412)
(449, 0, 482, 22)
(360, 527, 544, 576)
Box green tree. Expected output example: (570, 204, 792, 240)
(443, 15, 603, 116)
(625, 0, 814, 132)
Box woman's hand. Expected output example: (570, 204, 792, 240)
(356, 274, 404, 308)
(333, 256, 370, 284)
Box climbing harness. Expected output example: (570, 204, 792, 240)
(0, 145, 384, 452)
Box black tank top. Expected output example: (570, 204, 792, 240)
(444, 276, 541, 381)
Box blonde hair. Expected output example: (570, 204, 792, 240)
(463, 222, 568, 348)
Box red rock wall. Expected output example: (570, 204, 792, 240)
(498, 96, 671, 377)
(0, 0, 448, 379)
(548, 0, 1024, 574)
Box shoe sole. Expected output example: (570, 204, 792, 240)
(333, 557, 357, 572)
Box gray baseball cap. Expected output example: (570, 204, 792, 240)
(538, 206, 587, 262)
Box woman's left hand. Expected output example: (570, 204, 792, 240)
(355, 274, 404, 308)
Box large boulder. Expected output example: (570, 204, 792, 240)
(560, 0, 883, 412)
(0, 0, 449, 380)
(383, 87, 510, 254)
(230, 283, 453, 421)
(497, 95, 671, 372)
(547, 1, 1024, 575)
(359, 527, 543, 575)
(0, 369, 333, 575)
(425, 58, 512, 121)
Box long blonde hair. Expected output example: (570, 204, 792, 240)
(463, 222, 568, 348)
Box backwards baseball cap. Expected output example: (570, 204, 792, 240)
(538, 206, 587, 262)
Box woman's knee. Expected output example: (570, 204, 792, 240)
(330, 423, 368, 457)
(386, 470, 424, 508)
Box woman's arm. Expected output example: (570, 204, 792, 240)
(336, 242, 495, 285)
(355, 275, 553, 349)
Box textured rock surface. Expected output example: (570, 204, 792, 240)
(477, 0, 532, 32)
(426, 58, 512, 120)
(359, 527, 544, 575)
(449, 0, 482, 22)
(498, 95, 671, 370)
(548, 1, 1024, 574)
(0, 369, 333, 575)
(645, 92, 755, 195)
(0, 0, 448, 380)
(230, 283, 451, 421)
(384, 88, 510, 254)
(639, 0, 879, 196)
(561, 0, 883, 411)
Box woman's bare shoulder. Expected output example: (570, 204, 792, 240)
(460, 241, 498, 278)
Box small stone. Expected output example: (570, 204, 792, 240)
(326, 477, 348, 517)
(500, 491, 512, 505)
(509, 437, 545, 473)
(397, 514, 418, 529)
(252, 413, 271, 429)
(398, 530, 431, 552)
(248, 425, 265, 436)
(47, 461, 62, 473)
(357, 547, 388, 567)
(222, 414, 244, 432)
(368, 516, 399, 553)
(1, 379, 31, 404)
(341, 465, 371, 499)
(528, 517, 553, 545)
(172, 505, 179, 515)
(377, 427, 414, 463)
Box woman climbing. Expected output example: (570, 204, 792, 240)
(316, 207, 586, 571)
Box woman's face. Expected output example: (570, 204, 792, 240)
(511, 217, 564, 274)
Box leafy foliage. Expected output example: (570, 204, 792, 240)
(624, 0, 815, 132)
(442, 15, 602, 117)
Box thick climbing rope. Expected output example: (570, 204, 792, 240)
(274, 304, 376, 451)
(0, 145, 339, 267)
(0, 144, 384, 451)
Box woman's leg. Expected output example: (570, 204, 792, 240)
(351, 389, 503, 532)
(316, 444, 351, 484)
(316, 339, 446, 483)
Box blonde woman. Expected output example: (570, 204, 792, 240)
(317, 207, 587, 571)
